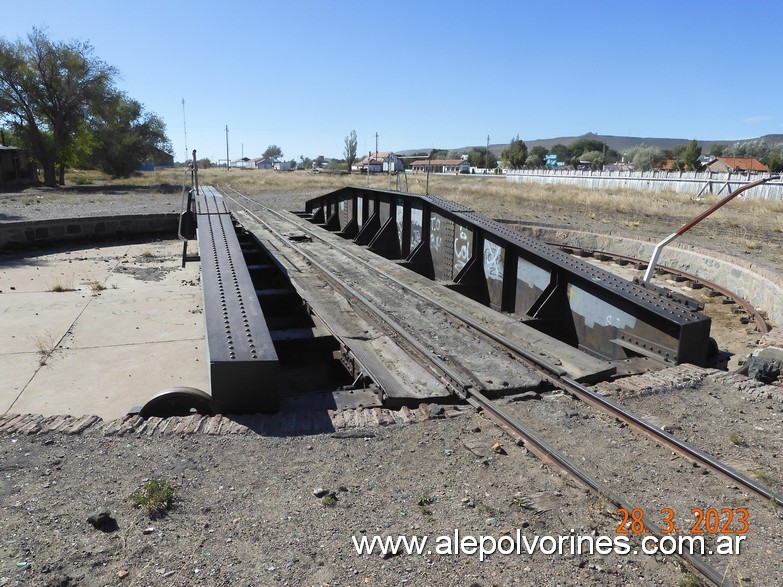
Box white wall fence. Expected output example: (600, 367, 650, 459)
(504, 169, 783, 200)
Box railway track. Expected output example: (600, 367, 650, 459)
(219, 185, 783, 586)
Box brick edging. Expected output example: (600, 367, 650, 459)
(0, 404, 466, 437)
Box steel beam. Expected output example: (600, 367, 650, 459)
(196, 186, 280, 413)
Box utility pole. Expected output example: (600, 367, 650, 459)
(485, 135, 490, 174)
(182, 98, 188, 163)
(225, 125, 230, 169)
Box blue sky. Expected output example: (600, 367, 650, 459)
(2, 1, 781, 162)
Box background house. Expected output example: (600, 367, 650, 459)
(252, 157, 274, 170)
(409, 158, 471, 174)
(354, 151, 403, 173)
(138, 146, 174, 171)
(231, 157, 254, 169)
(0, 145, 37, 185)
(707, 157, 769, 173)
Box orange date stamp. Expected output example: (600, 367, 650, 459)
(616, 507, 749, 535)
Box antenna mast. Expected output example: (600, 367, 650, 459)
(182, 98, 188, 162)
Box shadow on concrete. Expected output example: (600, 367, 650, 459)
(57, 183, 181, 195)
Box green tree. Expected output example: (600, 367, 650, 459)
(88, 92, 171, 178)
(263, 145, 283, 160)
(467, 146, 496, 169)
(709, 144, 727, 157)
(343, 130, 357, 173)
(501, 135, 527, 169)
(766, 151, 779, 172)
(0, 28, 117, 186)
(626, 144, 667, 171)
(327, 158, 346, 171)
(466, 148, 480, 167)
(579, 150, 604, 170)
(682, 139, 702, 171)
(529, 146, 548, 161)
(568, 137, 605, 159)
(429, 148, 449, 159)
(732, 139, 781, 167)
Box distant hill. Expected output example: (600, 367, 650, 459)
(398, 133, 783, 157)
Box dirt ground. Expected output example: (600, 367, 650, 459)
(1, 175, 782, 586)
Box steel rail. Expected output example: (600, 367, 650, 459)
(464, 388, 731, 587)
(220, 185, 731, 586)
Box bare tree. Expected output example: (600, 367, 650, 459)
(344, 130, 357, 173)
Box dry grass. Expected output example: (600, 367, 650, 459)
(48, 281, 76, 293)
(32, 330, 59, 366)
(64, 167, 783, 238)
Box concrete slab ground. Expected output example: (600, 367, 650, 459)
(0, 239, 207, 419)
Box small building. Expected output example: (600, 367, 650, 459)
(273, 161, 291, 171)
(231, 157, 254, 169)
(0, 145, 37, 185)
(252, 157, 273, 170)
(409, 158, 471, 174)
(707, 157, 769, 173)
(354, 151, 403, 173)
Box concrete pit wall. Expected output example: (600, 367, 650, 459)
(0, 214, 179, 251)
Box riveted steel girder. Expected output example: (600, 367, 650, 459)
(305, 187, 713, 367)
(196, 186, 280, 413)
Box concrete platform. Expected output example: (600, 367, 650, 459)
(0, 239, 207, 419)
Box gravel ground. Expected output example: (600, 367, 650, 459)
(1, 410, 691, 587)
(2, 180, 782, 586)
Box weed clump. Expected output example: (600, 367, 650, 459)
(131, 479, 177, 515)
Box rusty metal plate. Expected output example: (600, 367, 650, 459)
(430, 212, 455, 281)
(338, 194, 354, 230)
